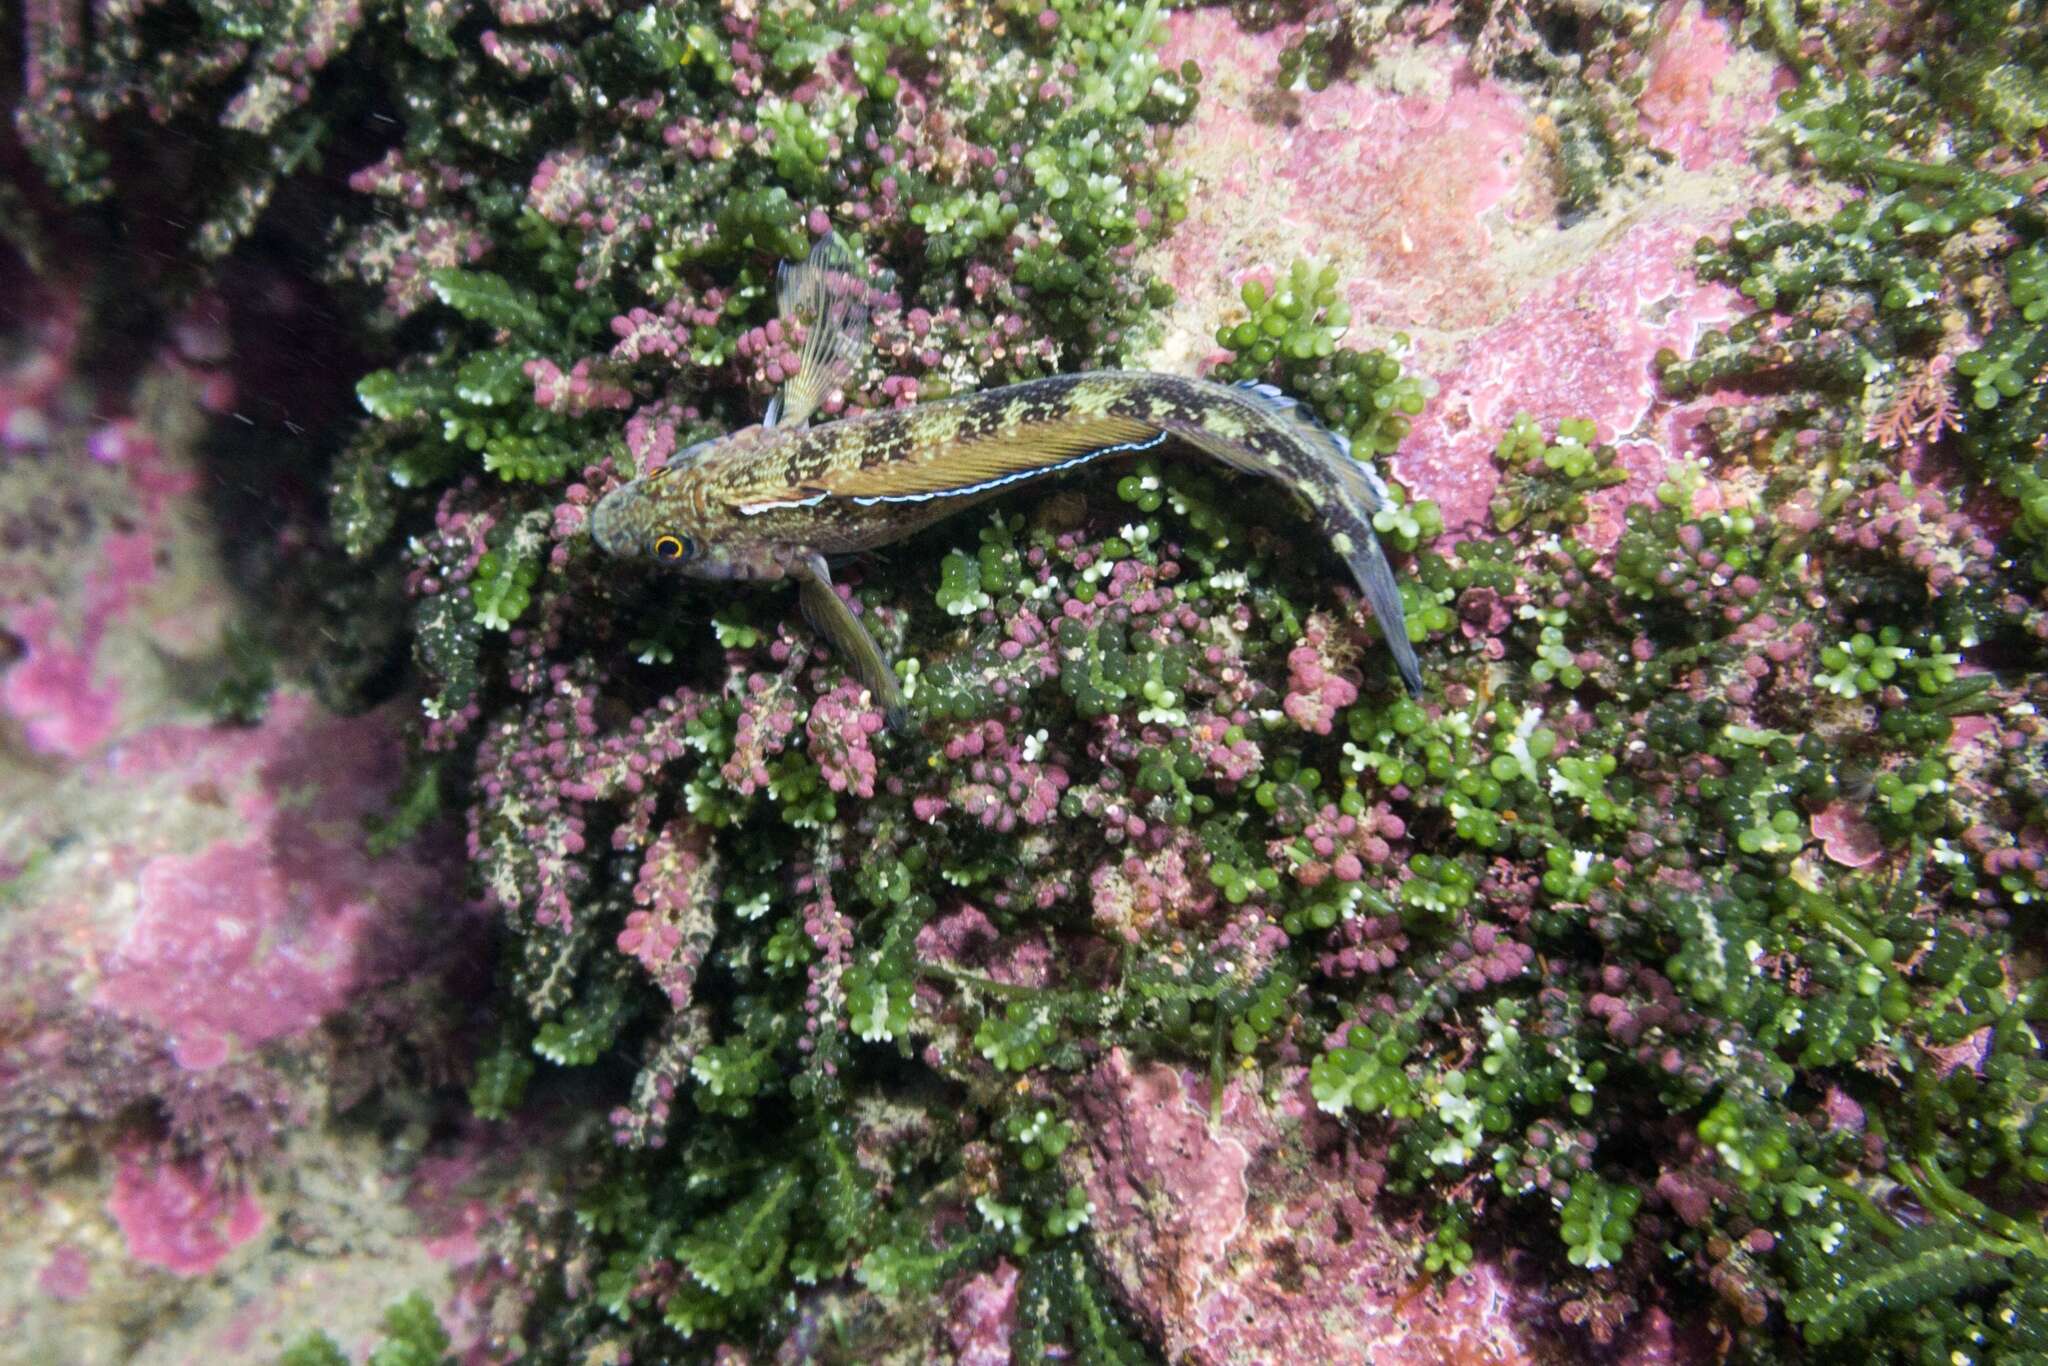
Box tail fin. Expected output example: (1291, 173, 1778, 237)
(1169, 378, 1425, 696)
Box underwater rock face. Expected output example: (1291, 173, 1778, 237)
(1069, 1049, 1535, 1365)
(5, 0, 2047, 1360)
(1151, 10, 1543, 342)
(1, 352, 218, 754)
(91, 696, 450, 1071)
(106, 1150, 269, 1277)
(1149, 4, 1789, 551)
(0, 321, 497, 1361)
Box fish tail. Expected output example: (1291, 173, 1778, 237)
(1134, 374, 1425, 696)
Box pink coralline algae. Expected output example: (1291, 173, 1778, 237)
(106, 1149, 267, 1277)
(723, 665, 808, 796)
(916, 903, 1055, 994)
(1811, 800, 1885, 869)
(916, 718, 1070, 831)
(1966, 823, 2048, 905)
(1148, 6, 1788, 556)
(1156, 10, 1540, 337)
(620, 818, 719, 1010)
(525, 355, 632, 416)
(0, 275, 502, 1353)
(1922, 1026, 1995, 1081)
(1587, 963, 1699, 1052)
(405, 1129, 515, 1267)
(1657, 1156, 1740, 1232)
(0, 277, 78, 451)
(944, 1259, 1020, 1366)
(1443, 921, 1536, 993)
(623, 396, 704, 470)
(1281, 612, 1359, 735)
(915, 904, 999, 959)
(36, 1243, 92, 1301)
(1635, 3, 1789, 171)
(1090, 835, 1215, 941)
(1068, 1049, 1539, 1364)
(613, 286, 728, 367)
(1395, 218, 1746, 547)
(94, 695, 451, 1070)
(467, 629, 708, 927)
(3, 596, 123, 755)
(1279, 799, 1404, 889)
(807, 678, 886, 798)
(219, 0, 370, 135)
(1828, 478, 2006, 599)
(1, 285, 239, 758)
(796, 856, 856, 1056)
(2, 468, 193, 757)
(1320, 904, 1409, 979)
(345, 213, 494, 320)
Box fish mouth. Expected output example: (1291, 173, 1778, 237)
(588, 484, 637, 556)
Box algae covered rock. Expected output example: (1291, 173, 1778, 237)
(4, 1, 2047, 1361)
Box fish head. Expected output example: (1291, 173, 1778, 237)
(589, 425, 783, 580)
(589, 475, 688, 563)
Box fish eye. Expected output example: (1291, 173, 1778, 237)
(652, 532, 695, 562)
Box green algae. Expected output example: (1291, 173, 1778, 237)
(10, 0, 2048, 1361)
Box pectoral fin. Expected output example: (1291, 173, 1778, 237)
(1345, 524, 1425, 697)
(773, 236, 884, 429)
(793, 554, 907, 730)
(1188, 381, 1426, 696)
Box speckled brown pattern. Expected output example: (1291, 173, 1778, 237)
(590, 368, 1422, 693)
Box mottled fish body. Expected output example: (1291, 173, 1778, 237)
(591, 241, 1424, 724)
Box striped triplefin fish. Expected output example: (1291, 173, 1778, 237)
(589, 237, 1425, 727)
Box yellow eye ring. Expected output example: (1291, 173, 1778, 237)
(654, 533, 690, 561)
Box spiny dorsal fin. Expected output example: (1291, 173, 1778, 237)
(771, 235, 883, 429)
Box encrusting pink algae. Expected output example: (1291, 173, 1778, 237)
(4, 0, 2048, 1361)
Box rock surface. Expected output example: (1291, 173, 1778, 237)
(0, 300, 500, 1363)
